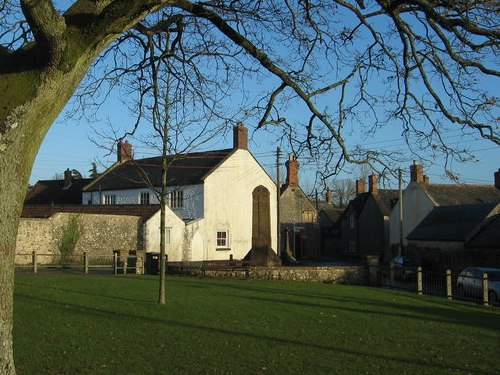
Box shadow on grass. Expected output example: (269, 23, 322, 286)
(175, 278, 500, 332)
(15, 291, 498, 375)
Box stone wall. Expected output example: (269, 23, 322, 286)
(169, 265, 367, 285)
(16, 213, 143, 263)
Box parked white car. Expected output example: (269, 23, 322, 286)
(456, 267, 500, 304)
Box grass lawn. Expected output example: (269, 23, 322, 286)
(13, 274, 500, 375)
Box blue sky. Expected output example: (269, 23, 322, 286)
(29, 2, 499, 191)
(30, 98, 499, 191)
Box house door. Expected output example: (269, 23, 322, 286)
(252, 185, 271, 251)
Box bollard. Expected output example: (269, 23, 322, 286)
(482, 272, 489, 306)
(446, 270, 452, 300)
(84, 252, 89, 274)
(32, 251, 37, 274)
(113, 253, 118, 275)
(417, 266, 423, 295)
(390, 263, 395, 289)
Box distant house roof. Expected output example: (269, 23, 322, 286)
(466, 214, 500, 249)
(25, 178, 93, 205)
(344, 189, 398, 217)
(317, 204, 344, 226)
(21, 204, 160, 220)
(407, 202, 499, 242)
(422, 184, 500, 206)
(372, 189, 399, 216)
(84, 149, 234, 191)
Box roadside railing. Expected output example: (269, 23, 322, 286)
(15, 251, 144, 275)
(379, 266, 498, 307)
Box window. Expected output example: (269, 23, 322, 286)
(140, 192, 150, 205)
(102, 194, 116, 205)
(349, 213, 356, 230)
(169, 190, 184, 208)
(302, 210, 316, 223)
(348, 239, 356, 254)
(216, 231, 229, 248)
(164, 228, 171, 245)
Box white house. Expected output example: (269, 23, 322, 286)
(82, 124, 279, 263)
(389, 162, 500, 248)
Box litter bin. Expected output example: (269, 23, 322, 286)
(145, 252, 160, 275)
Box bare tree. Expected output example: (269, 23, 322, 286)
(331, 179, 357, 207)
(1, 1, 498, 373)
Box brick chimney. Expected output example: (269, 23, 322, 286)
(410, 160, 424, 183)
(285, 154, 300, 188)
(368, 174, 378, 194)
(356, 179, 365, 195)
(63, 168, 72, 189)
(117, 140, 133, 163)
(233, 123, 248, 150)
(326, 187, 333, 204)
(495, 169, 500, 190)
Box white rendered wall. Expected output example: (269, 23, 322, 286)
(143, 208, 186, 261)
(200, 149, 278, 261)
(82, 184, 204, 220)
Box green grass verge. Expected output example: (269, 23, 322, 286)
(13, 274, 500, 375)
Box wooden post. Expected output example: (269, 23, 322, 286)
(417, 266, 423, 295)
(32, 251, 37, 274)
(123, 257, 128, 276)
(84, 252, 89, 274)
(446, 270, 452, 300)
(113, 253, 118, 275)
(482, 272, 489, 306)
(390, 263, 395, 288)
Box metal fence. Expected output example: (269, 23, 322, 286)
(379, 266, 498, 308)
(15, 251, 144, 275)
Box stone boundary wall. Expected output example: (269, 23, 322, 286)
(169, 265, 367, 285)
(16, 213, 143, 263)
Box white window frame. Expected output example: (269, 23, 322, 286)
(102, 194, 116, 205)
(216, 230, 229, 249)
(169, 190, 184, 209)
(164, 227, 171, 245)
(140, 192, 150, 205)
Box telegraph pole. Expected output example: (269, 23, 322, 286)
(276, 147, 281, 258)
(398, 168, 403, 257)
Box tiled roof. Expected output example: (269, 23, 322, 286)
(422, 184, 500, 206)
(25, 179, 93, 204)
(84, 149, 233, 191)
(466, 214, 500, 249)
(318, 204, 344, 225)
(372, 189, 399, 216)
(407, 202, 499, 242)
(21, 204, 160, 220)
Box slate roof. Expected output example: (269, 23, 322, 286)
(25, 178, 93, 204)
(407, 202, 499, 242)
(84, 149, 233, 191)
(21, 204, 160, 220)
(422, 184, 500, 206)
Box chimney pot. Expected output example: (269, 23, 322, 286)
(356, 179, 366, 195)
(368, 174, 378, 193)
(410, 160, 424, 183)
(233, 123, 248, 150)
(63, 168, 72, 189)
(117, 140, 133, 162)
(285, 154, 300, 188)
(326, 187, 333, 204)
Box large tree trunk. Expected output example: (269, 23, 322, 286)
(0, 58, 95, 374)
(0, 2, 176, 372)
